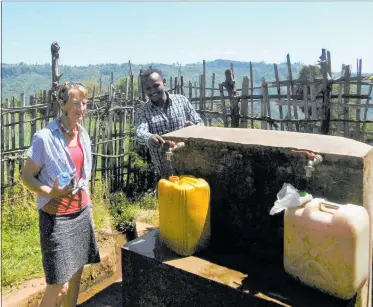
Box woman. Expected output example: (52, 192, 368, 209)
(21, 82, 100, 307)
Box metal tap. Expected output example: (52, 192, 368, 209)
(292, 149, 323, 178)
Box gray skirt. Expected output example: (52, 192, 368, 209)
(38, 205, 101, 285)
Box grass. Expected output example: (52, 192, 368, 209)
(109, 191, 159, 233)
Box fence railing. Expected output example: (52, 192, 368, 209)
(1, 45, 372, 198)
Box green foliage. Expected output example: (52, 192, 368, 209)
(81, 80, 100, 96)
(298, 65, 322, 81)
(126, 124, 149, 171)
(109, 193, 139, 229)
(115, 77, 139, 93)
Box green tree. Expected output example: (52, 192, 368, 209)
(115, 77, 139, 94)
(81, 81, 100, 96)
(297, 65, 322, 81)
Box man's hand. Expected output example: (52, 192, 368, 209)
(147, 134, 165, 149)
(147, 134, 178, 151)
(165, 140, 177, 150)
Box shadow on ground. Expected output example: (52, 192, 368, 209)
(78, 281, 122, 307)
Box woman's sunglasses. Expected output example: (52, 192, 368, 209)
(65, 82, 86, 89)
(58, 82, 87, 102)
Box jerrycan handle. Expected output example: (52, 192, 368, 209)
(319, 200, 341, 214)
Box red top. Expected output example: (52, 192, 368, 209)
(42, 136, 90, 215)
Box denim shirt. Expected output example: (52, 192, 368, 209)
(27, 119, 92, 211)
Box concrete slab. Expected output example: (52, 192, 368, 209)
(122, 229, 355, 307)
(163, 125, 372, 157)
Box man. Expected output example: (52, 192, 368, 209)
(135, 68, 203, 180)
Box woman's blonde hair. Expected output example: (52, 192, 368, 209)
(58, 82, 88, 104)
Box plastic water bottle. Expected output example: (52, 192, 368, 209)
(58, 172, 70, 188)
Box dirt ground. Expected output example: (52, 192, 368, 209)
(2, 222, 156, 307)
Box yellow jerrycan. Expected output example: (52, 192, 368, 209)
(284, 198, 370, 300)
(158, 175, 211, 256)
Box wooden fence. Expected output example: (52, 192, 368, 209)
(0, 80, 157, 198)
(182, 51, 373, 143)
(1, 45, 372, 199)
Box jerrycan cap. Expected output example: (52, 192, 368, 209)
(169, 176, 179, 183)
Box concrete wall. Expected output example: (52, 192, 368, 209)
(163, 126, 373, 307)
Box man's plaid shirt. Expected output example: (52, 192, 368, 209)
(135, 93, 203, 177)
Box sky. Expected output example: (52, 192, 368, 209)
(2, 1, 373, 73)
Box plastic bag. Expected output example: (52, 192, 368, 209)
(269, 183, 313, 215)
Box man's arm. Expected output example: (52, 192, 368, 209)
(134, 106, 153, 146)
(184, 97, 204, 126)
(135, 105, 168, 149)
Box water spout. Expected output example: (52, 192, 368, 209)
(166, 142, 185, 161)
(292, 149, 323, 179)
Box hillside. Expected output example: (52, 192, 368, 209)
(2, 60, 306, 100)
(2, 60, 370, 102)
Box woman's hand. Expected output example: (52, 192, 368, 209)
(21, 158, 75, 199)
(48, 176, 74, 199)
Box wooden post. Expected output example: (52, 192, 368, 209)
(30, 95, 37, 137)
(274, 64, 284, 131)
(11, 97, 16, 149)
(320, 50, 332, 135)
(138, 74, 143, 101)
(303, 81, 310, 133)
(287, 53, 299, 131)
(240, 77, 249, 128)
(170, 77, 173, 94)
(249, 62, 254, 128)
(194, 81, 198, 110)
(130, 74, 134, 105)
(327, 50, 332, 78)
(88, 87, 96, 137)
(286, 84, 293, 131)
(355, 59, 362, 140)
(337, 65, 345, 136)
(188, 81, 192, 102)
(99, 75, 103, 95)
(19, 91, 25, 170)
(203, 60, 206, 110)
(219, 83, 228, 127)
(310, 66, 318, 134)
(9, 97, 16, 187)
(199, 74, 204, 111)
(361, 84, 373, 141)
(180, 76, 185, 96)
(210, 73, 215, 111)
(261, 78, 270, 130)
(118, 108, 125, 188)
(1, 108, 4, 188)
(125, 77, 129, 101)
(91, 117, 99, 193)
(343, 65, 351, 137)
(42, 90, 48, 128)
(5, 99, 10, 152)
(174, 77, 179, 94)
(50, 41, 62, 118)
